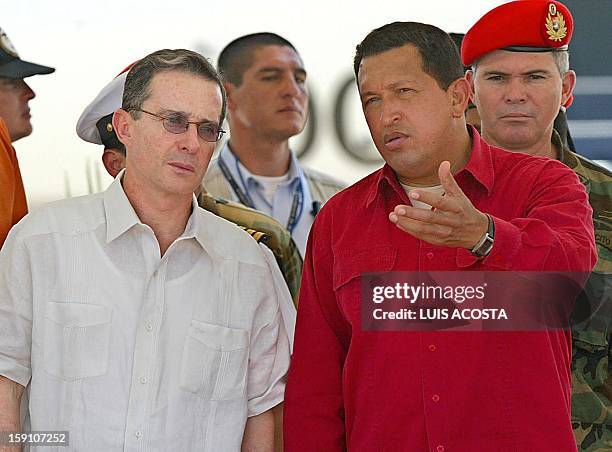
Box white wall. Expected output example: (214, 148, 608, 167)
(3, 0, 506, 207)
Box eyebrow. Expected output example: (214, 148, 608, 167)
(359, 79, 417, 99)
(481, 69, 553, 76)
(158, 108, 219, 124)
(256, 67, 307, 77)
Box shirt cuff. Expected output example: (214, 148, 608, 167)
(456, 216, 521, 269)
(247, 375, 286, 417)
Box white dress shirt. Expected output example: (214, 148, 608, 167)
(0, 173, 292, 451)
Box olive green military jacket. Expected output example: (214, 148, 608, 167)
(559, 134, 612, 451)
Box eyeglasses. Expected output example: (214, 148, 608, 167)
(132, 108, 226, 142)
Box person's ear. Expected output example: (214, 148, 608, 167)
(561, 70, 576, 108)
(224, 82, 237, 112)
(102, 149, 126, 178)
(465, 70, 476, 102)
(112, 108, 133, 146)
(448, 77, 471, 118)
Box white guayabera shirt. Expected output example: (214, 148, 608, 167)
(0, 173, 293, 452)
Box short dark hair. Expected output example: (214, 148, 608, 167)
(122, 49, 227, 125)
(218, 33, 298, 86)
(354, 22, 464, 90)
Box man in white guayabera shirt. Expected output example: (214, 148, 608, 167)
(0, 49, 293, 451)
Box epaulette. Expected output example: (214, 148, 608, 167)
(238, 226, 269, 244)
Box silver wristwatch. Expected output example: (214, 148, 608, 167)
(470, 214, 495, 258)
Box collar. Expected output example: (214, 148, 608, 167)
(103, 170, 211, 254)
(458, 125, 495, 194)
(366, 125, 494, 207)
(221, 141, 303, 189)
(552, 129, 568, 163)
(104, 169, 141, 243)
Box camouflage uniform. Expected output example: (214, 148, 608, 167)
(557, 132, 612, 451)
(197, 192, 302, 306)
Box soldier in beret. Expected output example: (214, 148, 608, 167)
(0, 27, 54, 248)
(463, 2, 612, 449)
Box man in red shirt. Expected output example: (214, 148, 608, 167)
(284, 21, 596, 451)
(0, 27, 54, 248)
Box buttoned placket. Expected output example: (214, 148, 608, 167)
(420, 330, 448, 452)
(122, 227, 187, 451)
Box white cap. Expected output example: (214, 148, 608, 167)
(76, 64, 133, 145)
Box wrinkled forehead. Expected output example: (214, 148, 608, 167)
(357, 44, 424, 91)
(146, 71, 222, 118)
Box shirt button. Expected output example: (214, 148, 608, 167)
(428, 344, 436, 352)
(426, 252, 434, 260)
(135, 431, 142, 439)
(432, 394, 440, 402)
(436, 445, 445, 452)
(140, 377, 148, 384)
(145, 323, 153, 332)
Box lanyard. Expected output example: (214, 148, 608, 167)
(218, 156, 305, 234)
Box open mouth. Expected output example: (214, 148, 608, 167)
(384, 132, 408, 150)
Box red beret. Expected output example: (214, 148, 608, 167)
(462, 0, 573, 67)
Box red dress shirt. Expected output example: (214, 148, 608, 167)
(284, 128, 596, 452)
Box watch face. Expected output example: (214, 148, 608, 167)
(472, 234, 494, 258)
(481, 236, 494, 256)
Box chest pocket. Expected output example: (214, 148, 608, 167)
(179, 320, 249, 400)
(332, 247, 397, 323)
(43, 302, 112, 381)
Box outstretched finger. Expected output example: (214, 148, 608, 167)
(438, 161, 462, 197)
(391, 204, 461, 227)
(408, 190, 461, 213)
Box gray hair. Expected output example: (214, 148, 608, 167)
(471, 50, 570, 75)
(551, 50, 570, 74)
(122, 49, 227, 124)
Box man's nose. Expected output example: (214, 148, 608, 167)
(380, 97, 402, 126)
(181, 123, 202, 154)
(281, 75, 301, 98)
(504, 76, 527, 104)
(20, 80, 35, 101)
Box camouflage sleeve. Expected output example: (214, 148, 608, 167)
(198, 193, 303, 306)
(572, 271, 612, 451)
(566, 150, 612, 451)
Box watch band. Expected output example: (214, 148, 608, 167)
(470, 214, 495, 258)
